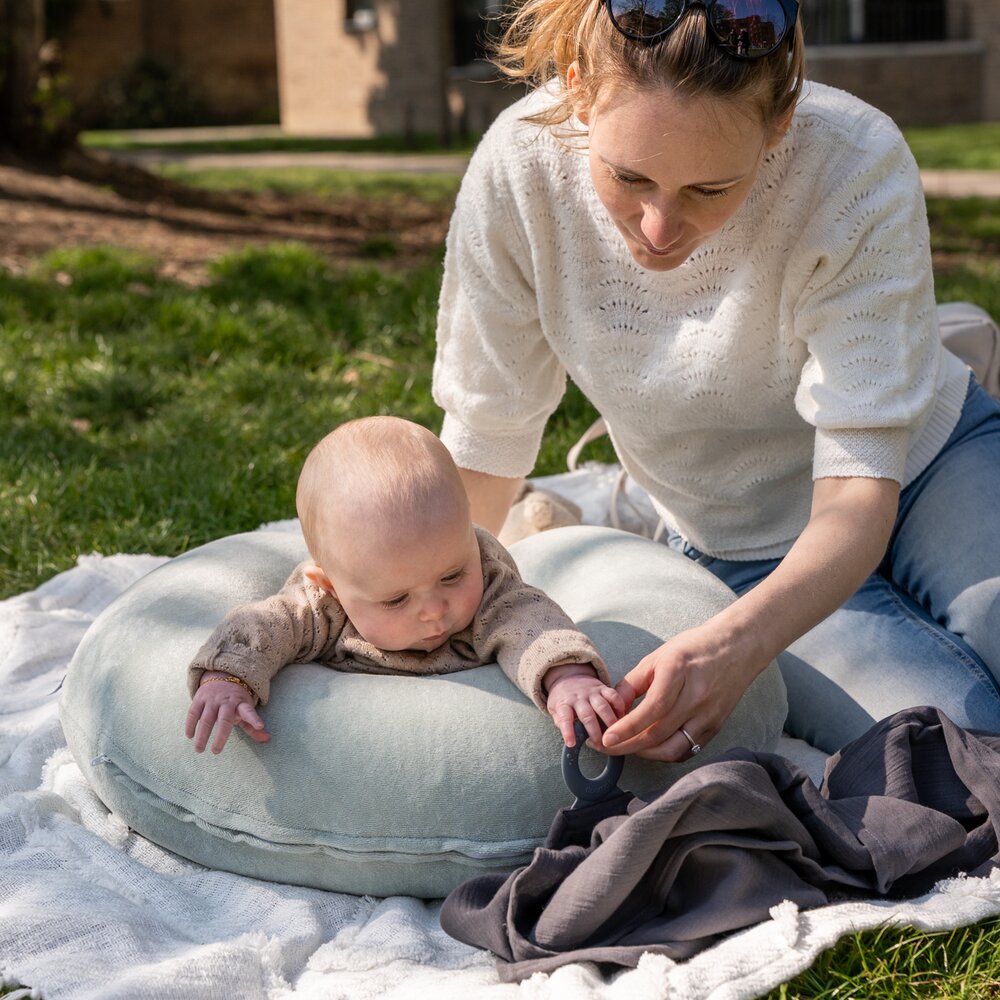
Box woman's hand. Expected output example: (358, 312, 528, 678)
(600, 476, 901, 761)
(601, 617, 765, 761)
(185, 672, 270, 755)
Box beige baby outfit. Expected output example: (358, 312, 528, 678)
(187, 527, 609, 709)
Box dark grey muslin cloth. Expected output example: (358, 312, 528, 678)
(440, 707, 1000, 981)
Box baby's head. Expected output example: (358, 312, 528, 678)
(296, 416, 485, 653)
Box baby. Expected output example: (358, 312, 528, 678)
(185, 416, 623, 754)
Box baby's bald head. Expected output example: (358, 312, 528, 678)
(296, 416, 470, 575)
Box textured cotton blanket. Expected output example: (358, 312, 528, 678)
(4, 470, 1000, 999)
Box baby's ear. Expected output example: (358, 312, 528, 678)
(303, 564, 336, 596)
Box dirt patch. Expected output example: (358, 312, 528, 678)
(0, 152, 453, 285)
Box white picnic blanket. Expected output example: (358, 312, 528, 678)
(4, 466, 1000, 1000)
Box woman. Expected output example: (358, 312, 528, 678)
(432, 0, 1000, 756)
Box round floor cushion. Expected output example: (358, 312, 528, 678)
(60, 524, 787, 898)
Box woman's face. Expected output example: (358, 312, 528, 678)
(573, 76, 782, 271)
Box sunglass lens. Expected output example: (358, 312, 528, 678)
(608, 0, 686, 39)
(709, 1, 789, 56)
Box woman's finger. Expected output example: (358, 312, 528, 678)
(632, 727, 702, 763)
(604, 665, 682, 748)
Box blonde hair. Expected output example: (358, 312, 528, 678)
(296, 416, 469, 569)
(493, 0, 804, 130)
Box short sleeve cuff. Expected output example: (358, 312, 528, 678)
(440, 412, 546, 478)
(813, 426, 910, 483)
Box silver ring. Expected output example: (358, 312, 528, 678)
(680, 727, 701, 755)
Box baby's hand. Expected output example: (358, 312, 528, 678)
(185, 672, 270, 755)
(544, 664, 625, 748)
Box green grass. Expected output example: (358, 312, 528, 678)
(82, 130, 480, 156)
(157, 164, 463, 205)
(1, 188, 996, 600)
(2, 175, 999, 1000)
(927, 196, 1000, 321)
(0, 242, 608, 599)
(764, 918, 1000, 999)
(904, 123, 1000, 171)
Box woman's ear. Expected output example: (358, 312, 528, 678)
(766, 106, 795, 150)
(303, 564, 336, 596)
(566, 61, 590, 125)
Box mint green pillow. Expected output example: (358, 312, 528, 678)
(60, 524, 786, 898)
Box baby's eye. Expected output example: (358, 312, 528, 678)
(381, 594, 409, 610)
(442, 569, 467, 585)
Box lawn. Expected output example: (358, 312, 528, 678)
(82, 129, 480, 156)
(158, 163, 463, 205)
(0, 241, 613, 599)
(903, 122, 1000, 171)
(2, 134, 1000, 998)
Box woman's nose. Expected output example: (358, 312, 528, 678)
(640, 199, 681, 250)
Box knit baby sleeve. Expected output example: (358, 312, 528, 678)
(186, 564, 347, 705)
(790, 110, 941, 485)
(471, 530, 610, 710)
(432, 121, 567, 478)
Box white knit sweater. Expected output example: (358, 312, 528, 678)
(433, 81, 970, 560)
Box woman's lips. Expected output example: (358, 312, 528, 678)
(637, 236, 683, 256)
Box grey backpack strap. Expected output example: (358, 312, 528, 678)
(938, 302, 1000, 399)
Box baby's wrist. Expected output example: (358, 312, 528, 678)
(199, 672, 256, 700)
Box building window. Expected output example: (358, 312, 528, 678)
(345, 0, 377, 33)
(807, 0, 948, 44)
(453, 0, 506, 67)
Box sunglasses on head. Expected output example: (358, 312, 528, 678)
(604, 0, 799, 60)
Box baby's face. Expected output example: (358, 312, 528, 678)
(326, 515, 485, 653)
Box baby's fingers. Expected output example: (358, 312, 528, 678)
(184, 701, 205, 741)
(236, 701, 265, 731)
(236, 703, 270, 743)
(576, 705, 609, 750)
(550, 703, 578, 746)
(191, 704, 219, 754)
(210, 704, 236, 755)
(593, 687, 625, 727)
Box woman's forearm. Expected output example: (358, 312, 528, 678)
(596, 476, 901, 760)
(457, 467, 524, 536)
(715, 476, 901, 672)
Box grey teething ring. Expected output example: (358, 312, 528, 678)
(561, 720, 625, 807)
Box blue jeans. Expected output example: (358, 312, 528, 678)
(663, 375, 1000, 753)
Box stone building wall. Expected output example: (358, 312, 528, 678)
(963, 0, 1000, 120)
(807, 40, 985, 125)
(275, 0, 451, 138)
(55, 0, 278, 125)
(56, 0, 1000, 135)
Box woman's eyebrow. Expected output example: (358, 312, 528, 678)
(601, 156, 746, 186)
